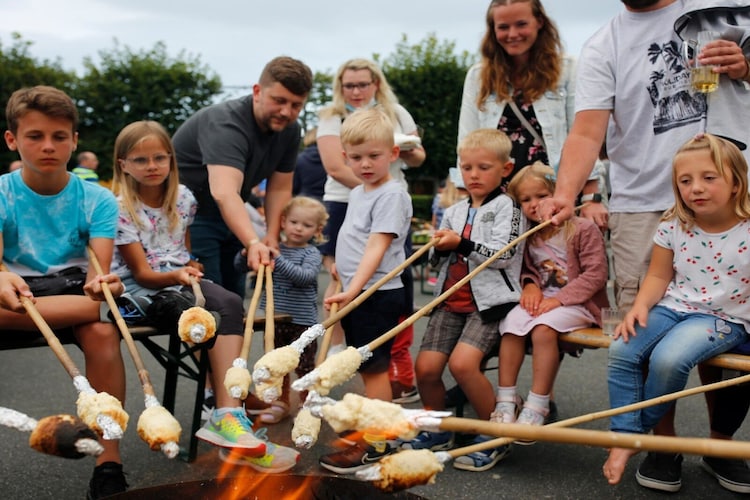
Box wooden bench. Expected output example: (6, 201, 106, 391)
(0, 313, 291, 462)
(559, 327, 750, 372)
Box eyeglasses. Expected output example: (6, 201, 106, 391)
(342, 82, 373, 91)
(125, 154, 171, 168)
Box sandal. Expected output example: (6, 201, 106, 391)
(248, 400, 290, 424)
(490, 394, 522, 424)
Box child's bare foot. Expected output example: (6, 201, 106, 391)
(603, 447, 639, 485)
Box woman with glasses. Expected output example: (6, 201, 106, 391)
(316, 58, 425, 401)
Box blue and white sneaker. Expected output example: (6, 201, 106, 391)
(452, 435, 511, 472)
(399, 431, 453, 451)
(110, 294, 151, 326)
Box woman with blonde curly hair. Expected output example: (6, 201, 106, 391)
(459, 0, 604, 195)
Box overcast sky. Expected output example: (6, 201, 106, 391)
(1, 1, 624, 96)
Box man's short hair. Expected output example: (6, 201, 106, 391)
(258, 56, 313, 96)
(5, 86, 78, 134)
(340, 108, 394, 148)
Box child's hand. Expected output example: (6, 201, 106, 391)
(0, 272, 34, 313)
(174, 267, 204, 286)
(433, 229, 460, 251)
(614, 305, 648, 342)
(85, 273, 124, 300)
(536, 297, 562, 315)
(187, 259, 204, 273)
(520, 284, 542, 313)
(324, 289, 354, 310)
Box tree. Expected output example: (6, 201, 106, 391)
(299, 70, 334, 136)
(379, 33, 475, 191)
(76, 40, 222, 179)
(0, 33, 77, 170)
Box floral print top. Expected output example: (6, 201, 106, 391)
(655, 218, 750, 332)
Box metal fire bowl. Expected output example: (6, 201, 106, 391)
(109, 474, 428, 500)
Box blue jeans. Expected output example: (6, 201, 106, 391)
(608, 305, 747, 434)
(189, 214, 246, 298)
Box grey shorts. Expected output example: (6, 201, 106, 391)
(419, 308, 500, 356)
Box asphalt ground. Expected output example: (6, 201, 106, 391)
(1, 270, 748, 499)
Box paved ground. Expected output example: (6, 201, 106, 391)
(1, 270, 748, 499)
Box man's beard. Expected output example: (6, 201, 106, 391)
(621, 0, 661, 9)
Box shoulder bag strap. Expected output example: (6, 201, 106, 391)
(506, 99, 547, 151)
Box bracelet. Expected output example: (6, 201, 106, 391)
(247, 238, 261, 248)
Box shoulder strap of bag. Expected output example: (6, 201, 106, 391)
(507, 99, 547, 150)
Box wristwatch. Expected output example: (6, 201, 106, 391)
(580, 193, 603, 203)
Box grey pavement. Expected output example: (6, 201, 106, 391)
(1, 270, 748, 499)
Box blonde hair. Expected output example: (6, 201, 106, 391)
(283, 196, 329, 244)
(112, 121, 181, 232)
(477, 0, 563, 106)
(457, 128, 512, 163)
(319, 58, 399, 124)
(439, 178, 469, 209)
(507, 161, 574, 242)
(664, 133, 750, 229)
(340, 108, 394, 148)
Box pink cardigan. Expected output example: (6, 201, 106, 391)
(520, 217, 610, 325)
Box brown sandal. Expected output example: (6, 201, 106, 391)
(248, 400, 289, 424)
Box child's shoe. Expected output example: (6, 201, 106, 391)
(218, 428, 299, 473)
(319, 441, 394, 474)
(399, 431, 453, 451)
(195, 408, 266, 456)
(87, 461, 128, 500)
(514, 401, 548, 445)
(109, 294, 152, 325)
(490, 394, 522, 424)
(452, 435, 511, 472)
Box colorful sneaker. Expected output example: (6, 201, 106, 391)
(399, 431, 453, 451)
(319, 441, 394, 474)
(452, 435, 511, 472)
(391, 381, 421, 404)
(636, 452, 683, 492)
(87, 461, 128, 500)
(195, 408, 266, 456)
(218, 429, 299, 473)
(700, 456, 750, 494)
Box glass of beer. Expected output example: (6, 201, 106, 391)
(683, 31, 720, 93)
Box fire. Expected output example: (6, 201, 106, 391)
(215, 449, 311, 500)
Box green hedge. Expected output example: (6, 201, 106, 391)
(411, 194, 433, 222)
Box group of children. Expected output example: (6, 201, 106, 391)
(2, 83, 749, 496)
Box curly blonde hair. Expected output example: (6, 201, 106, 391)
(477, 0, 563, 107)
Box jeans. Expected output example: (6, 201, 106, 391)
(608, 305, 747, 434)
(190, 214, 246, 298)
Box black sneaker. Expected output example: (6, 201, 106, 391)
(87, 461, 128, 500)
(444, 384, 467, 408)
(110, 294, 152, 326)
(636, 452, 682, 492)
(701, 456, 750, 493)
(319, 441, 393, 474)
(391, 380, 420, 404)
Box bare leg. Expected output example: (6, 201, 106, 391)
(450, 343, 494, 420)
(529, 325, 561, 396)
(0, 295, 100, 329)
(603, 447, 640, 485)
(499, 334, 525, 388)
(415, 350, 449, 410)
(208, 334, 245, 409)
(361, 371, 392, 401)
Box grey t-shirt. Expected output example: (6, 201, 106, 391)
(173, 95, 300, 217)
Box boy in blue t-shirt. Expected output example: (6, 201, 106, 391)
(0, 86, 129, 499)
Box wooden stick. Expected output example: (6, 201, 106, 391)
(322, 239, 436, 330)
(264, 268, 275, 353)
(189, 276, 205, 308)
(240, 264, 265, 360)
(445, 371, 750, 457)
(437, 416, 750, 459)
(87, 248, 155, 397)
(367, 219, 553, 352)
(316, 278, 342, 366)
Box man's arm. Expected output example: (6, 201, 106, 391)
(542, 109, 610, 224)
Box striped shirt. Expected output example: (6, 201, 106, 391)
(260, 244, 322, 326)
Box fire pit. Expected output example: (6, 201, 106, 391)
(109, 474, 428, 499)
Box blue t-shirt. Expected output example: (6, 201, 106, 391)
(0, 171, 118, 275)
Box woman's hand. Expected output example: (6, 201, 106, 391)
(700, 39, 750, 81)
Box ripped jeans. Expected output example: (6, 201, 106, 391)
(608, 305, 748, 434)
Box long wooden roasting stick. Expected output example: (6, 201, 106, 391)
(253, 240, 437, 386)
(254, 270, 284, 402)
(88, 248, 181, 458)
(0, 264, 127, 441)
(315, 278, 343, 366)
(293, 220, 553, 395)
(176, 276, 217, 344)
(224, 264, 265, 399)
(0, 406, 103, 459)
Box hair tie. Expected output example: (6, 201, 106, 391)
(694, 132, 706, 140)
(544, 173, 556, 182)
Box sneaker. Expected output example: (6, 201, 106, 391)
(514, 405, 547, 445)
(444, 384, 467, 408)
(201, 395, 216, 421)
(110, 294, 152, 326)
(399, 431, 453, 451)
(545, 401, 559, 424)
(87, 461, 128, 500)
(195, 408, 266, 456)
(452, 435, 511, 472)
(319, 441, 394, 474)
(391, 381, 420, 404)
(490, 401, 520, 424)
(701, 456, 750, 493)
(218, 431, 300, 474)
(635, 452, 683, 492)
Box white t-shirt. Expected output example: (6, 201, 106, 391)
(575, 1, 705, 212)
(317, 104, 417, 203)
(655, 218, 750, 332)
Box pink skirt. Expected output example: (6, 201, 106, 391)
(499, 303, 596, 337)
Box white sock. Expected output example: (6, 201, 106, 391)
(497, 386, 517, 403)
(526, 391, 550, 411)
